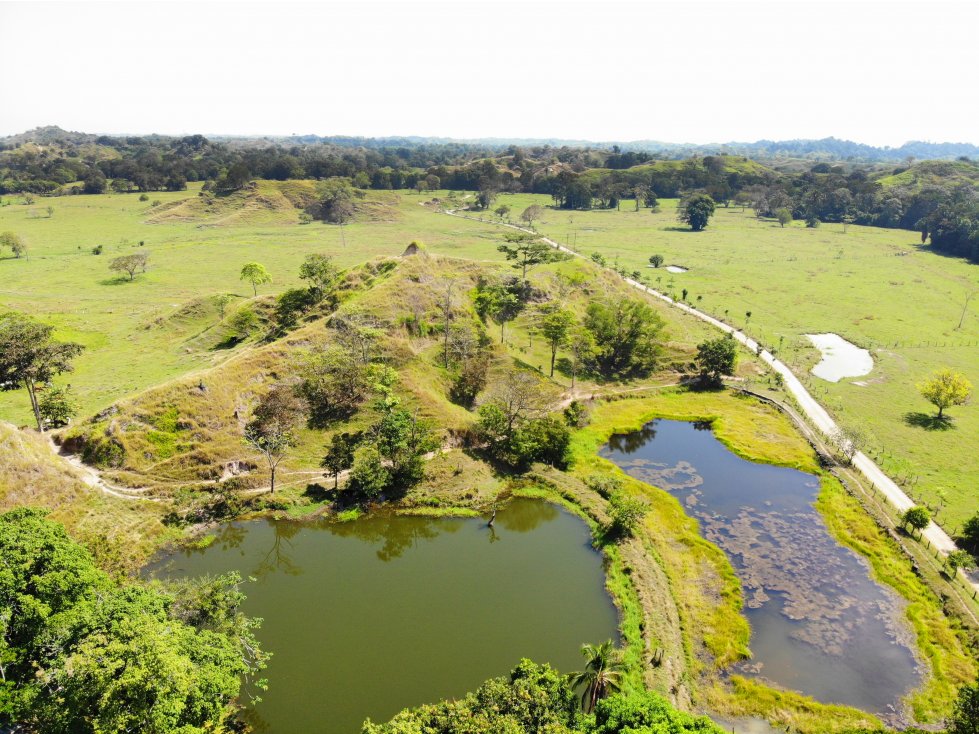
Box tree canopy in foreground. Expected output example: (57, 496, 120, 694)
(0, 508, 266, 732)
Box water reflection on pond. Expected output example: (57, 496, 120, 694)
(148, 499, 619, 733)
(601, 419, 920, 723)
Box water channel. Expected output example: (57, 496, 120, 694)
(599, 419, 920, 724)
(148, 498, 619, 733)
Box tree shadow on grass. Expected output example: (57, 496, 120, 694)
(903, 411, 954, 431)
(98, 276, 133, 286)
(661, 226, 699, 233)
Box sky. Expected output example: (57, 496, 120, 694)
(2, 0, 977, 146)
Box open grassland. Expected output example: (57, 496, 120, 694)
(0, 183, 512, 422)
(483, 193, 979, 530)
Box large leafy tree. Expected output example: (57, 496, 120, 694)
(918, 368, 972, 419)
(584, 299, 663, 378)
(298, 253, 341, 302)
(0, 508, 266, 731)
(695, 335, 737, 385)
(676, 193, 716, 231)
(0, 311, 84, 431)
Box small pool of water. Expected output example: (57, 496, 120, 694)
(806, 333, 874, 383)
(600, 419, 919, 723)
(147, 499, 619, 733)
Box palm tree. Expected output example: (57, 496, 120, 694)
(570, 640, 624, 713)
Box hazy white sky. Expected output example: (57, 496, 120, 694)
(2, 0, 977, 145)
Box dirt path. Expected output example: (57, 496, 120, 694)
(46, 435, 158, 502)
(441, 207, 979, 594)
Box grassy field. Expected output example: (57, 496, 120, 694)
(0, 183, 525, 422)
(483, 193, 979, 531)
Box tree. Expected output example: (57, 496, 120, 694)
(632, 184, 650, 211)
(676, 193, 716, 231)
(298, 253, 341, 301)
(38, 385, 78, 428)
(321, 431, 359, 489)
(371, 405, 439, 488)
(696, 335, 737, 385)
(775, 208, 793, 227)
(0, 231, 26, 259)
(607, 491, 650, 540)
(584, 299, 664, 378)
(349, 445, 390, 499)
(945, 549, 975, 577)
(570, 641, 624, 714)
(494, 204, 511, 221)
(109, 251, 149, 281)
(215, 293, 234, 320)
(830, 424, 867, 465)
(297, 343, 371, 426)
(918, 368, 972, 419)
(425, 173, 441, 191)
(243, 385, 305, 494)
(962, 512, 979, 551)
(240, 261, 272, 297)
(486, 288, 522, 344)
(948, 676, 979, 734)
(315, 177, 355, 224)
(0, 508, 266, 731)
(648, 254, 664, 268)
(537, 305, 575, 377)
(0, 311, 84, 431)
(567, 326, 596, 388)
(901, 505, 931, 536)
(521, 204, 544, 229)
(497, 232, 568, 280)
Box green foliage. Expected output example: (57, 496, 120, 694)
(362, 659, 582, 734)
(677, 193, 716, 231)
(449, 355, 488, 409)
(537, 304, 575, 377)
(322, 431, 360, 488)
(314, 177, 355, 223)
(230, 305, 259, 336)
(962, 511, 979, 551)
(606, 491, 650, 539)
(349, 445, 390, 499)
(917, 368, 972, 418)
(37, 384, 78, 427)
(696, 335, 737, 384)
(297, 343, 371, 426)
(570, 641, 625, 714)
(564, 399, 590, 428)
(109, 251, 149, 281)
(648, 254, 664, 268)
(591, 690, 723, 733)
(583, 299, 663, 378)
(948, 677, 979, 734)
(0, 508, 265, 731)
(945, 549, 975, 576)
(298, 253, 341, 301)
(497, 232, 569, 279)
(239, 261, 271, 297)
(0, 311, 84, 431)
(901, 505, 931, 533)
(0, 231, 26, 258)
(775, 208, 793, 227)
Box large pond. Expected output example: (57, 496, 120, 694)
(600, 419, 920, 724)
(148, 498, 619, 733)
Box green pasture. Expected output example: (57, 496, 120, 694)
(0, 184, 508, 422)
(3, 184, 977, 529)
(492, 192, 979, 530)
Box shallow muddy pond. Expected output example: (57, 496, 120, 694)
(148, 499, 618, 733)
(600, 419, 919, 722)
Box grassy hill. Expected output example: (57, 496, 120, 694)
(875, 159, 979, 191)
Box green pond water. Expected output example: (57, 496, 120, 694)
(148, 499, 619, 733)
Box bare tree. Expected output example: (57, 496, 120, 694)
(243, 385, 306, 493)
(434, 278, 458, 368)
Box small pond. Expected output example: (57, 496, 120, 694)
(600, 419, 919, 723)
(148, 499, 619, 733)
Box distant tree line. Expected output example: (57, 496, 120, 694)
(3, 128, 977, 261)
